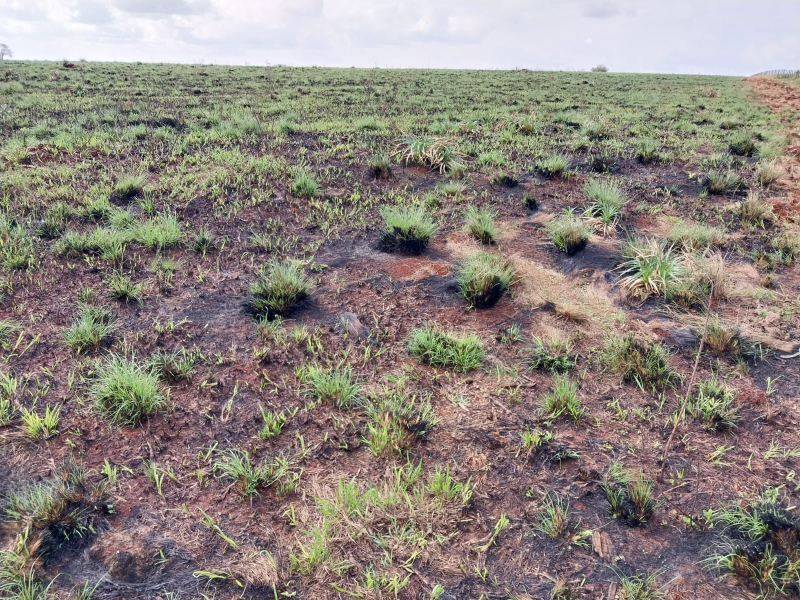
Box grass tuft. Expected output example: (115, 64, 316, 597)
(464, 206, 496, 244)
(393, 134, 464, 174)
(367, 155, 392, 179)
(137, 213, 182, 251)
(290, 169, 319, 198)
(705, 488, 800, 598)
(298, 365, 360, 409)
(704, 170, 744, 195)
(213, 448, 298, 498)
(250, 260, 311, 319)
(617, 237, 685, 297)
(363, 381, 438, 457)
(527, 335, 579, 373)
(112, 174, 146, 201)
(688, 377, 739, 432)
(407, 325, 484, 372)
(666, 221, 726, 250)
(601, 333, 679, 393)
(740, 192, 773, 227)
(547, 210, 591, 254)
(728, 131, 757, 157)
(379, 205, 437, 255)
(90, 354, 165, 425)
(603, 472, 656, 527)
(107, 271, 144, 303)
(456, 252, 516, 309)
(583, 179, 626, 230)
(535, 154, 571, 179)
(63, 305, 114, 353)
(541, 374, 584, 421)
(755, 160, 784, 187)
(635, 138, 660, 164)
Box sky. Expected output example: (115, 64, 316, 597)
(2, 0, 799, 75)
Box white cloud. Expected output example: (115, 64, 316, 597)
(0, 0, 798, 74)
(112, 0, 211, 16)
(581, 1, 623, 19)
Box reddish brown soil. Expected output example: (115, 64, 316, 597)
(2, 81, 800, 600)
(749, 76, 800, 221)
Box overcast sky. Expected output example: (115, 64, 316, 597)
(3, 0, 799, 75)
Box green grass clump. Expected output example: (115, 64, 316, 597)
(456, 252, 515, 309)
(534, 491, 572, 540)
(81, 195, 113, 221)
(477, 150, 507, 167)
(527, 335, 579, 373)
(688, 377, 739, 432)
(354, 115, 385, 131)
(19, 405, 60, 441)
(290, 169, 319, 198)
(437, 180, 467, 197)
(490, 169, 518, 187)
(0, 320, 21, 350)
(0, 81, 24, 94)
(587, 151, 619, 173)
(368, 155, 392, 179)
(666, 221, 726, 250)
(407, 325, 484, 372)
(298, 365, 360, 409)
(251, 260, 311, 319)
(634, 138, 660, 164)
(728, 131, 757, 157)
(705, 488, 800, 598)
(603, 471, 656, 527)
(2, 468, 109, 582)
(393, 134, 463, 174)
(464, 206, 496, 244)
(704, 170, 744, 195)
(274, 113, 299, 135)
(583, 120, 610, 141)
(192, 228, 217, 255)
(213, 448, 297, 498)
(112, 174, 146, 201)
(583, 179, 626, 228)
(379, 205, 437, 255)
(601, 333, 678, 393)
(363, 382, 439, 457)
(615, 572, 663, 599)
(107, 207, 136, 230)
(36, 201, 72, 239)
(535, 154, 571, 179)
(136, 213, 182, 251)
(541, 374, 584, 421)
(740, 192, 774, 227)
(617, 237, 685, 297)
(755, 160, 784, 187)
(149, 348, 199, 382)
(511, 114, 538, 135)
(63, 305, 114, 353)
(107, 271, 144, 303)
(90, 354, 165, 425)
(55, 229, 128, 261)
(547, 210, 591, 254)
(0, 222, 35, 271)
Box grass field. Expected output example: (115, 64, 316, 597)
(1, 61, 800, 600)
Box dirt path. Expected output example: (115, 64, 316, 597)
(748, 76, 800, 220)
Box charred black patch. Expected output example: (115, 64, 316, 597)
(378, 230, 429, 255)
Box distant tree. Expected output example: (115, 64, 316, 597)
(0, 44, 12, 60)
(591, 64, 609, 73)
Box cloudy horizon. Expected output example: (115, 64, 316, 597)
(3, 0, 799, 75)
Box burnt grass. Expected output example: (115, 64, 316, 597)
(0, 63, 799, 600)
